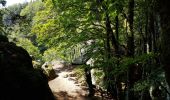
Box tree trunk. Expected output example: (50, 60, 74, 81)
(159, 0, 170, 88)
(105, 12, 118, 54)
(127, 0, 135, 99)
(100, 1, 120, 99)
(105, 12, 118, 100)
(84, 67, 95, 97)
(115, 15, 119, 43)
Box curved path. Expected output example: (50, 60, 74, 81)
(48, 62, 87, 100)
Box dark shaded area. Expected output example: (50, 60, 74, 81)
(0, 36, 55, 100)
(47, 69, 58, 81)
(84, 68, 95, 97)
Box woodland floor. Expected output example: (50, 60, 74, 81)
(48, 62, 102, 100)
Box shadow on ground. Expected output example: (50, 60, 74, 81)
(53, 91, 102, 100)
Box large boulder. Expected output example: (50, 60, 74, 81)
(0, 36, 55, 100)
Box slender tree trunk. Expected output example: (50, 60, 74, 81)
(105, 12, 118, 99)
(85, 67, 95, 97)
(115, 14, 122, 100)
(127, 0, 135, 56)
(105, 12, 118, 53)
(148, 10, 156, 52)
(149, 12, 157, 52)
(159, 0, 170, 88)
(99, 1, 120, 99)
(127, 0, 135, 99)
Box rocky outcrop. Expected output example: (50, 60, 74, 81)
(41, 62, 58, 81)
(0, 35, 55, 100)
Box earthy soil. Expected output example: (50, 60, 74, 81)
(48, 62, 103, 100)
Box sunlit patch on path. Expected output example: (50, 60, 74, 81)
(48, 62, 87, 99)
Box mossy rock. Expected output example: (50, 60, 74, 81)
(41, 62, 57, 80)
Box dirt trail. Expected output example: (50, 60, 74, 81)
(48, 62, 88, 100)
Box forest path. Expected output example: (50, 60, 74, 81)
(48, 62, 99, 100)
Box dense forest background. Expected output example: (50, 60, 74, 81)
(1, 0, 170, 99)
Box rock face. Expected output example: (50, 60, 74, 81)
(0, 35, 55, 100)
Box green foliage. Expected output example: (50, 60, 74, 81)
(20, 0, 45, 20)
(93, 69, 104, 86)
(1, 0, 167, 99)
(112, 52, 157, 75)
(32, 0, 58, 47)
(134, 69, 165, 92)
(73, 66, 85, 80)
(134, 80, 150, 92)
(3, 3, 32, 38)
(1, 2, 43, 63)
(32, 0, 107, 61)
(16, 38, 41, 60)
(3, 3, 28, 25)
(42, 47, 61, 62)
